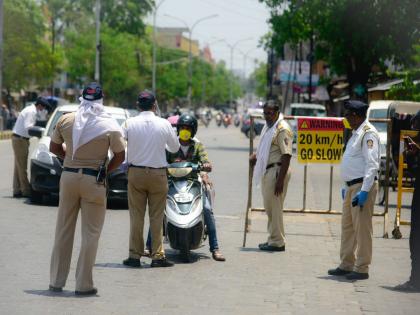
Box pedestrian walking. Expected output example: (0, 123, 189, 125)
(122, 90, 179, 268)
(11, 97, 50, 198)
(249, 100, 293, 252)
(48, 82, 125, 296)
(394, 110, 420, 292)
(328, 100, 380, 280)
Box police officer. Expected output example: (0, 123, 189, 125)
(49, 83, 125, 295)
(11, 97, 50, 198)
(394, 110, 420, 292)
(328, 100, 379, 280)
(250, 100, 293, 251)
(123, 91, 179, 268)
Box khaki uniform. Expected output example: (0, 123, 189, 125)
(49, 113, 125, 291)
(12, 136, 31, 196)
(262, 120, 293, 247)
(128, 167, 168, 260)
(340, 182, 378, 273)
(339, 122, 380, 274)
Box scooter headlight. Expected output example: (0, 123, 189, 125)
(35, 143, 54, 165)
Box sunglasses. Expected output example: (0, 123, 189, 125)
(263, 111, 276, 116)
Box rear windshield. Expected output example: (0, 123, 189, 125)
(291, 107, 326, 117)
(369, 108, 388, 119)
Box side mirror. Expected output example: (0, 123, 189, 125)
(28, 126, 44, 138)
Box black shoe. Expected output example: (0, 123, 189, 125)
(258, 242, 268, 249)
(122, 257, 141, 268)
(345, 271, 369, 280)
(13, 193, 22, 198)
(151, 258, 174, 268)
(48, 285, 63, 292)
(75, 287, 98, 296)
(259, 244, 285, 252)
(328, 267, 352, 276)
(393, 281, 420, 292)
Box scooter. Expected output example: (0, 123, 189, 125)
(164, 162, 206, 262)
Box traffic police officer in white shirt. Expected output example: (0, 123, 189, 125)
(123, 91, 180, 268)
(328, 100, 380, 280)
(12, 97, 50, 198)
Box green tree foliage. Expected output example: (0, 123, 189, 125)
(386, 70, 420, 102)
(3, 0, 58, 91)
(261, 0, 420, 99)
(249, 62, 268, 98)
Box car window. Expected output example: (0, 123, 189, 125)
(369, 109, 387, 119)
(291, 107, 326, 117)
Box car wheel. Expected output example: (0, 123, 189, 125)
(30, 190, 44, 204)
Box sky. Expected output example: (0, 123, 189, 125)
(146, 0, 271, 76)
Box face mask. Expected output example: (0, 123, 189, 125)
(179, 129, 192, 141)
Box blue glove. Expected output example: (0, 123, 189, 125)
(352, 191, 369, 207)
(341, 188, 346, 200)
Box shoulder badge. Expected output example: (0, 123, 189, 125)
(363, 125, 371, 132)
(366, 139, 374, 149)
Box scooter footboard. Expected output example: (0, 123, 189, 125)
(167, 222, 204, 251)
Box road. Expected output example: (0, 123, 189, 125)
(0, 122, 418, 314)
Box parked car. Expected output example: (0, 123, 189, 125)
(288, 103, 327, 142)
(28, 104, 129, 204)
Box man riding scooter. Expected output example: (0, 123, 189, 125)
(146, 114, 225, 262)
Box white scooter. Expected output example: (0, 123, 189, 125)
(164, 162, 207, 262)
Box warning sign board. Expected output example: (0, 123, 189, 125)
(297, 117, 344, 164)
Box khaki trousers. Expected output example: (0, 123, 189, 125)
(339, 182, 378, 273)
(127, 167, 168, 260)
(12, 136, 31, 196)
(50, 171, 106, 291)
(261, 167, 291, 247)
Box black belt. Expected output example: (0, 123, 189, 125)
(346, 176, 377, 187)
(129, 165, 166, 170)
(63, 167, 99, 177)
(13, 133, 29, 140)
(266, 162, 282, 170)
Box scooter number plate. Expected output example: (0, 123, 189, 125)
(174, 193, 193, 203)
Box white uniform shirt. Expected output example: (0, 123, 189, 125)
(123, 111, 180, 168)
(12, 104, 37, 138)
(341, 119, 380, 192)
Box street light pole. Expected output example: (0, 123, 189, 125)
(94, 0, 101, 83)
(223, 37, 252, 108)
(165, 14, 218, 107)
(152, 0, 166, 95)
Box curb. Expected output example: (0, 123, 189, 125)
(0, 131, 13, 140)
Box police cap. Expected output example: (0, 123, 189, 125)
(344, 100, 368, 116)
(82, 82, 103, 101)
(35, 96, 51, 109)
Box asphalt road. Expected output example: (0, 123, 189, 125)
(0, 121, 417, 314)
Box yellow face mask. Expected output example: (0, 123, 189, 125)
(179, 129, 192, 141)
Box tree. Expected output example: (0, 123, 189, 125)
(249, 62, 268, 98)
(261, 0, 420, 99)
(3, 0, 58, 94)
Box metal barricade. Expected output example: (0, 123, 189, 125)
(242, 115, 393, 247)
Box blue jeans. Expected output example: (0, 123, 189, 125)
(146, 191, 219, 252)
